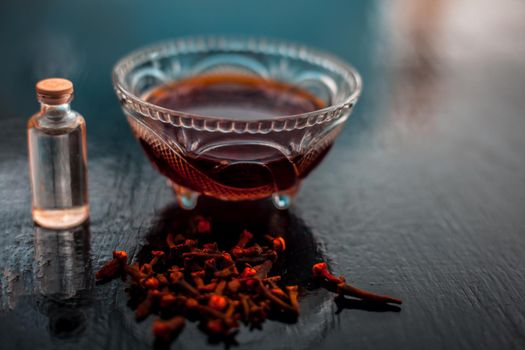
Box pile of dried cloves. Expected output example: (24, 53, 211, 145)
(97, 216, 402, 346)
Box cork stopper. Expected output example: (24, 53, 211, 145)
(36, 78, 74, 105)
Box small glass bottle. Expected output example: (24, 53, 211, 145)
(28, 78, 89, 229)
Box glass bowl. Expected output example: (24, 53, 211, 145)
(112, 37, 362, 209)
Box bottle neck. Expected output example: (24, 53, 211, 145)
(40, 102, 72, 121)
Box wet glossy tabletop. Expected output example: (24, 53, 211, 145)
(1, 0, 524, 349)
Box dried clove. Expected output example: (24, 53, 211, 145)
(312, 262, 402, 305)
(135, 289, 160, 321)
(214, 265, 239, 279)
(286, 285, 299, 313)
(152, 316, 185, 343)
(337, 283, 402, 305)
(255, 279, 298, 315)
(208, 294, 228, 311)
(95, 250, 128, 281)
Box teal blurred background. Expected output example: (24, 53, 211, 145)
(0, 0, 378, 129)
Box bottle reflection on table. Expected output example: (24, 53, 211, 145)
(33, 221, 93, 339)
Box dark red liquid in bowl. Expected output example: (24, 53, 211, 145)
(131, 74, 336, 200)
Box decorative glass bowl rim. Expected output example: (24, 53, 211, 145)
(112, 36, 362, 134)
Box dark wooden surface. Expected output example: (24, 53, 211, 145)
(1, 0, 525, 349)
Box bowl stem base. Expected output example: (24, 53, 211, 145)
(271, 183, 301, 210)
(169, 181, 199, 210)
(168, 180, 301, 210)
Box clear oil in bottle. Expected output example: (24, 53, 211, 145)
(28, 78, 89, 229)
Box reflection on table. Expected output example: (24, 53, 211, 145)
(33, 222, 93, 339)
